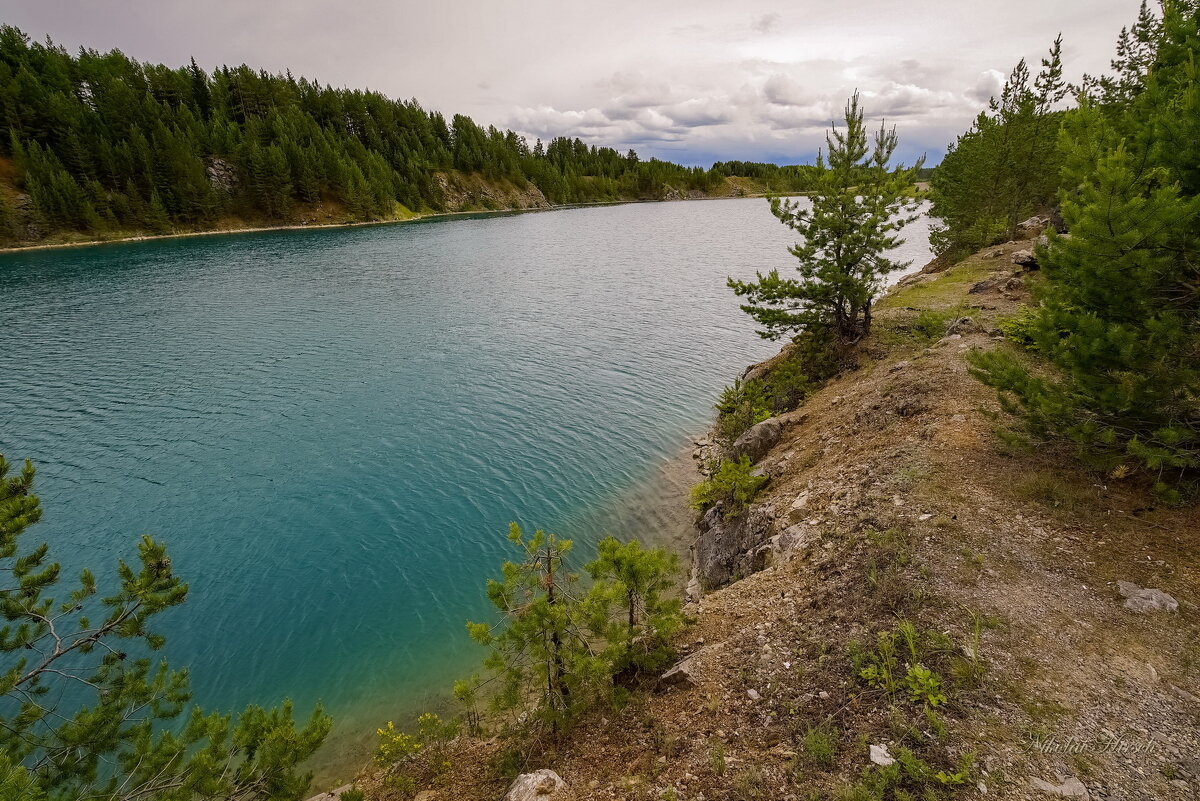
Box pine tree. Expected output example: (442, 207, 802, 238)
(928, 37, 1068, 256)
(0, 454, 332, 800)
(585, 537, 682, 674)
(0, 192, 18, 241)
(466, 525, 607, 731)
(728, 93, 923, 342)
(969, 1, 1200, 496)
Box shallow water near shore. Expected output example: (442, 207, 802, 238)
(0, 197, 931, 781)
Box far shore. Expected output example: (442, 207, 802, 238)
(0, 193, 778, 256)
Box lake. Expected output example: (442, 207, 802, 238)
(0, 198, 932, 780)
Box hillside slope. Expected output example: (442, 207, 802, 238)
(0, 160, 771, 251)
(343, 240, 1197, 801)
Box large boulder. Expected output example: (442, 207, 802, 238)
(503, 770, 570, 801)
(1029, 775, 1090, 799)
(660, 655, 701, 689)
(1011, 249, 1038, 269)
(731, 417, 783, 464)
(1118, 581, 1179, 613)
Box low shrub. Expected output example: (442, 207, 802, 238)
(690, 456, 769, 517)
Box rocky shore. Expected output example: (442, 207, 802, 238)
(348, 236, 1199, 801)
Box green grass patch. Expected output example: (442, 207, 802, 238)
(877, 260, 995, 310)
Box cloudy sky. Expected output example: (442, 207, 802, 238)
(5, 0, 1137, 166)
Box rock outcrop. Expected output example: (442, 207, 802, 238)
(692, 502, 781, 590)
(730, 417, 783, 464)
(205, 157, 239, 195)
(433, 172, 551, 212)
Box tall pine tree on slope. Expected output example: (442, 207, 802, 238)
(728, 93, 923, 343)
(969, 0, 1200, 498)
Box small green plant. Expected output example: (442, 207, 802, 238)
(903, 664, 947, 707)
(924, 706, 948, 741)
(714, 334, 835, 441)
(453, 677, 483, 736)
(416, 712, 458, 773)
(802, 722, 839, 768)
(339, 788, 365, 801)
(374, 711, 459, 792)
(716, 378, 773, 441)
(375, 721, 423, 765)
(997, 305, 1041, 349)
(491, 745, 526, 781)
(839, 747, 973, 800)
(732, 766, 769, 800)
(690, 455, 769, 518)
(912, 308, 955, 341)
(708, 739, 727, 776)
(851, 622, 959, 708)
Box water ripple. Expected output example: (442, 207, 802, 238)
(0, 198, 931, 776)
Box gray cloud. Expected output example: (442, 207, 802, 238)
(751, 13, 782, 34)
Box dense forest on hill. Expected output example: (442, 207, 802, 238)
(0, 25, 820, 245)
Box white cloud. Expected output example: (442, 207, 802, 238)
(969, 69, 1007, 104)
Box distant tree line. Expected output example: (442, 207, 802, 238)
(0, 26, 818, 242)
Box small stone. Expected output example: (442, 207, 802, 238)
(869, 744, 895, 766)
(747, 689, 761, 701)
(818, 690, 829, 699)
(918, 513, 933, 521)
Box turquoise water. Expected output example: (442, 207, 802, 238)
(0, 198, 931, 778)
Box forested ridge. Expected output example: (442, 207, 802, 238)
(0, 25, 820, 246)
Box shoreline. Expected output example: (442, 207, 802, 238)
(303, 431, 711, 792)
(0, 193, 773, 256)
